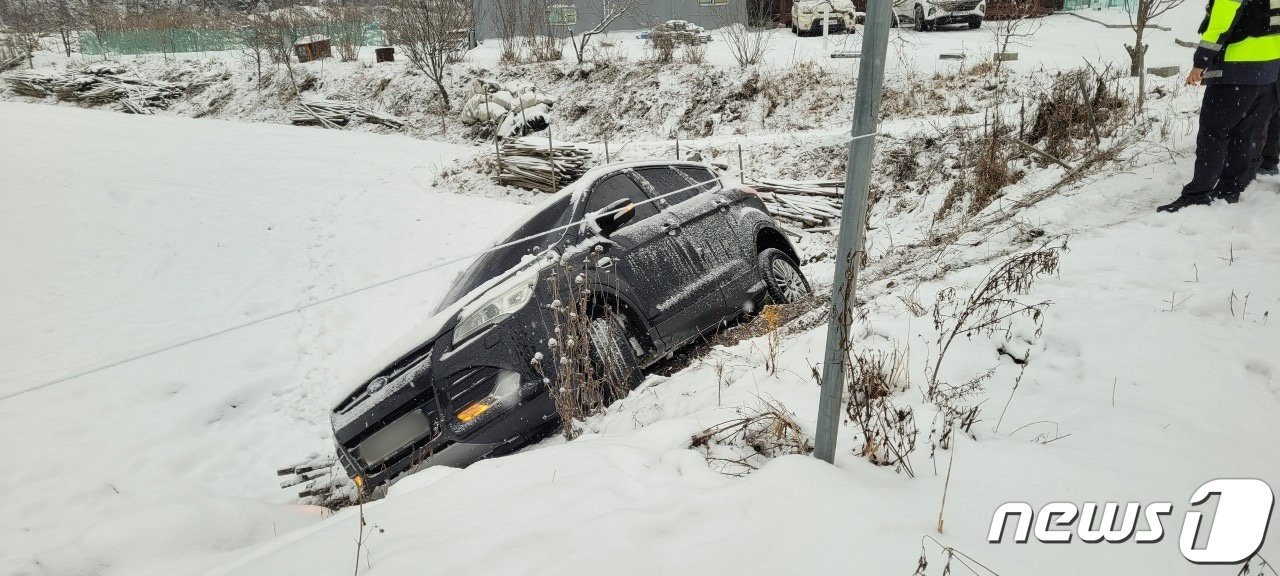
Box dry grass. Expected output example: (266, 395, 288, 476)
(691, 399, 813, 476)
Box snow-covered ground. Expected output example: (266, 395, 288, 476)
(2, 4, 1279, 575)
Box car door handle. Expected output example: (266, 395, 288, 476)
(661, 220, 680, 236)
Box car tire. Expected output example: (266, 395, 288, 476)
(914, 5, 928, 31)
(758, 248, 811, 304)
(968, 17, 982, 29)
(588, 315, 642, 400)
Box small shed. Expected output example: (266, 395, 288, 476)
(293, 35, 332, 63)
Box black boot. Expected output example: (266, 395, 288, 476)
(1212, 189, 1241, 204)
(1157, 193, 1213, 213)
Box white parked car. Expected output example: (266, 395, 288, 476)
(791, 0, 858, 36)
(894, 0, 985, 31)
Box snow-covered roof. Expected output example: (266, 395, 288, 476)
(294, 35, 330, 46)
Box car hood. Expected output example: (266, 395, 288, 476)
(329, 251, 553, 410)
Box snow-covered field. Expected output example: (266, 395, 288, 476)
(2, 4, 1279, 575)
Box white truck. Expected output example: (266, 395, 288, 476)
(894, 0, 985, 31)
(790, 0, 858, 36)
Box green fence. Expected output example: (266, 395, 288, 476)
(79, 22, 386, 56)
(1061, 0, 1133, 10)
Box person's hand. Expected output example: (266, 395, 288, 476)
(1187, 67, 1205, 86)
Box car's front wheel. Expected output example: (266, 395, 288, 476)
(968, 17, 982, 29)
(914, 5, 929, 31)
(758, 248, 811, 304)
(588, 315, 642, 400)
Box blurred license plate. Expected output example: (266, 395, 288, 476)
(355, 410, 433, 466)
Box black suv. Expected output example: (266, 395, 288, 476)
(330, 161, 810, 495)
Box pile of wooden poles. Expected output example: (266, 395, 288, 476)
(0, 53, 26, 72)
(746, 178, 845, 228)
(289, 98, 404, 129)
(4, 66, 183, 113)
(495, 137, 593, 193)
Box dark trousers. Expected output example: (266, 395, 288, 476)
(1183, 83, 1276, 198)
(1261, 87, 1280, 170)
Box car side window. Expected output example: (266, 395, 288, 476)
(586, 173, 660, 223)
(634, 166, 699, 207)
(675, 166, 721, 194)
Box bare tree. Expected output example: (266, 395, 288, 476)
(989, 3, 1042, 76)
(83, 0, 121, 60)
(236, 12, 275, 87)
(328, 3, 367, 62)
(385, 0, 472, 109)
(40, 0, 82, 58)
(717, 2, 772, 68)
(1127, 0, 1186, 112)
(6, 3, 44, 67)
(488, 0, 523, 62)
(519, 0, 562, 61)
(568, 0, 644, 64)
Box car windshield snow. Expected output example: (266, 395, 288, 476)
(435, 194, 575, 313)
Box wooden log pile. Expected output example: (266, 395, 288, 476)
(746, 178, 845, 228)
(3, 66, 183, 114)
(289, 98, 404, 129)
(0, 53, 26, 73)
(495, 137, 593, 193)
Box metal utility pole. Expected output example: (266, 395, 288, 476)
(813, 0, 892, 464)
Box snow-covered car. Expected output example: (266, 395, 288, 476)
(330, 161, 809, 496)
(895, 0, 984, 31)
(791, 0, 858, 35)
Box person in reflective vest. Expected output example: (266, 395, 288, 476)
(1158, 0, 1280, 213)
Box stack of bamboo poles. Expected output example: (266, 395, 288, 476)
(4, 67, 182, 113)
(495, 137, 593, 193)
(289, 98, 404, 129)
(0, 53, 26, 72)
(746, 178, 845, 228)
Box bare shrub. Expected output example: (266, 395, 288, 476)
(717, 1, 773, 67)
(927, 239, 1065, 398)
(568, 0, 644, 64)
(328, 4, 369, 62)
(1126, 0, 1186, 112)
(845, 347, 918, 476)
(1027, 68, 1128, 160)
(488, 0, 523, 62)
(989, 2, 1042, 76)
(681, 42, 707, 65)
(691, 399, 813, 476)
(519, 0, 563, 62)
(532, 246, 631, 440)
(386, 0, 472, 110)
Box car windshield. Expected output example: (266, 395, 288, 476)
(435, 194, 575, 313)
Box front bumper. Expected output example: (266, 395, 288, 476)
(330, 315, 557, 495)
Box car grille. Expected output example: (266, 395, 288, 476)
(939, 0, 981, 11)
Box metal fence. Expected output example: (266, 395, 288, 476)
(1061, 0, 1133, 10)
(79, 22, 386, 56)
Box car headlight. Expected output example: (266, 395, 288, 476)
(452, 369, 523, 430)
(453, 276, 536, 345)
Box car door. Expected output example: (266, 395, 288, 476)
(671, 164, 762, 313)
(581, 171, 696, 346)
(632, 165, 747, 334)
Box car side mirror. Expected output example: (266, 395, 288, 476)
(593, 198, 635, 238)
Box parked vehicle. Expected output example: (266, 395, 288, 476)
(791, 0, 858, 35)
(330, 161, 810, 496)
(894, 0, 984, 31)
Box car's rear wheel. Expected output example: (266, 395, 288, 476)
(914, 5, 928, 31)
(588, 315, 642, 400)
(758, 248, 810, 304)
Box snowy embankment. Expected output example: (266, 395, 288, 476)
(3, 3, 1278, 574)
(0, 102, 528, 575)
(2, 99, 1278, 575)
